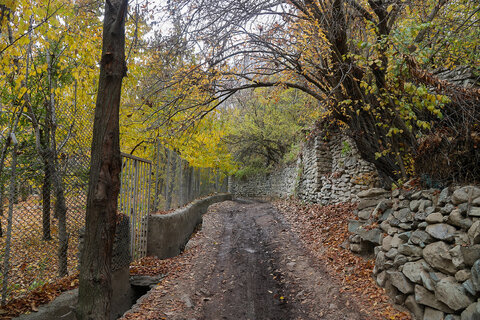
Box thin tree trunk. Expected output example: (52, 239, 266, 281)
(0, 14, 26, 238)
(40, 129, 52, 241)
(46, 52, 69, 277)
(0, 13, 22, 237)
(1, 138, 17, 305)
(0, 110, 22, 237)
(52, 160, 68, 276)
(0, 141, 10, 238)
(77, 0, 127, 318)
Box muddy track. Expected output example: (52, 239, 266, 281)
(200, 200, 291, 319)
(124, 199, 367, 320)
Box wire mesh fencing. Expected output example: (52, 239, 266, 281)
(0, 122, 228, 305)
(0, 111, 92, 305)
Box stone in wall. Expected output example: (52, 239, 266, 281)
(348, 185, 480, 320)
(230, 163, 297, 198)
(348, 188, 390, 255)
(315, 132, 380, 205)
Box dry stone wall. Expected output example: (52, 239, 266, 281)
(230, 164, 298, 198)
(315, 133, 380, 204)
(349, 186, 480, 320)
(230, 126, 480, 319)
(230, 130, 380, 204)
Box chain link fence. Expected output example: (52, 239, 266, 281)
(0, 115, 228, 304)
(0, 105, 92, 305)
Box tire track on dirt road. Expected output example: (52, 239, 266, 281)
(122, 199, 367, 320)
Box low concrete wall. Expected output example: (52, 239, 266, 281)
(15, 289, 78, 320)
(147, 193, 232, 259)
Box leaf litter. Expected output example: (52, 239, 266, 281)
(273, 199, 411, 320)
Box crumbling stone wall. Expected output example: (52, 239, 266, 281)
(349, 186, 480, 319)
(231, 129, 380, 204)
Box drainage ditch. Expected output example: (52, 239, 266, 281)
(13, 275, 164, 320)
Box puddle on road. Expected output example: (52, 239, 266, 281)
(244, 248, 256, 254)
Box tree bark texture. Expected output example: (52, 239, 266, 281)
(76, 0, 127, 318)
(41, 130, 52, 241)
(0, 139, 11, 238)
(0, 111, 22, 238)
(1, 142, 17, 305)
(46, 50, 69, 277)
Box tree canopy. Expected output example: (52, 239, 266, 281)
(1, 0, 479, 189)
(142, 0, 480, 184)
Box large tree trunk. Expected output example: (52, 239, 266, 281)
(76, 0, 127, 318)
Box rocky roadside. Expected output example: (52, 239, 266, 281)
(348, 186, 480, 320)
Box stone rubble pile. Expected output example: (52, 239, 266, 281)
(349, 186, 480, 320)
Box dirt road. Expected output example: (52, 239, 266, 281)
(124, 199, 368, 320)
